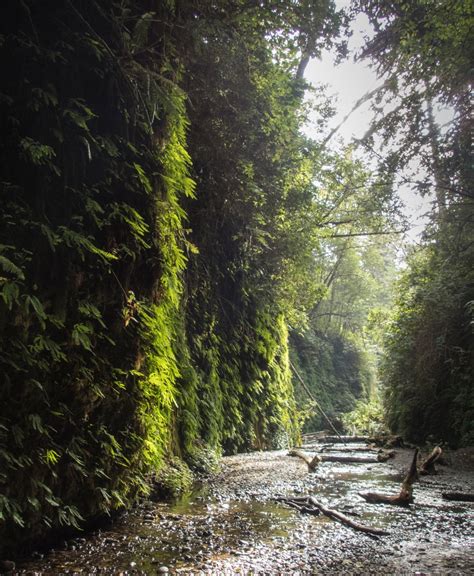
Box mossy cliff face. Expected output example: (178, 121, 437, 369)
(0, 1, 302, 554)
(0, 0, 194, 553)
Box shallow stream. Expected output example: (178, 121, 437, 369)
(13, 443, 474, 575)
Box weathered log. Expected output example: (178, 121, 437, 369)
(316, 445, 381, 453)
(302, 445, 396, 459)
(310, 435, 372, 444)
(442, 492, 474, 502)
(288, 449, 321, 470)
(359, 448, 419, 506)
(289, 449, 387, 468)
(319, 454, 381, 464)
(302, 430, 330, 440)
(276, 496, 388, 536)
(419, 446, 442, 475)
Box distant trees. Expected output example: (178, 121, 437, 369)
(354, 0, 474, 445)
(289, 146, 401, 431)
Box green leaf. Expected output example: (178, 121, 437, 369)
(19, 137, 56, 165)
(72, 323, 93, 351)
(0, 281, 20, 309)
(0, 255, 24, 280)
(26, 295, 47, 321)
(44, 449, 60, 465)
(133, 162, 153, 194)
(12, 510, 25, 527)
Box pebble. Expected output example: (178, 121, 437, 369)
(158, 567, 169, 573)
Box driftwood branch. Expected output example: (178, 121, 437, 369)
(359, 449, 419, 506)
(288, 449, 321, 470)
(276, 496, 388, 536)
(419, 446, 443, 475)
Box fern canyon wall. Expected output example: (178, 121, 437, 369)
(0, 0, 337, 553)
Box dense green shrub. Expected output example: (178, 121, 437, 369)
(342, 398, 386, 436)
(150, 457, 194, 500)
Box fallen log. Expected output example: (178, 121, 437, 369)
(318, 454, 382, 464)
(276, 496, 388, 536)
(311, 446, 395, 459)
(288, 449, 390, 468)
(288, 449, 321, 470)
(419, 446, 442, 475)
(310, 435, 371, 444)
(316, 445, 381, 453)
(442, 492, 474, 502)
(302, 430, 330, 440)
(359, 448, 419, 506)
(299, 444, 378, 452)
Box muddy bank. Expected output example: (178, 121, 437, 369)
(11, 444, 474, 575)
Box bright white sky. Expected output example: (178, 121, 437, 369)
(303, 4, 432, 241)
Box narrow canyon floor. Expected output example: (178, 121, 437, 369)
(15, 442, 474, 575)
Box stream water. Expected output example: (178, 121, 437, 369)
(12, 444, 474, 575)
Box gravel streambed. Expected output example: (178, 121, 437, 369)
(11, 444, 474, 575)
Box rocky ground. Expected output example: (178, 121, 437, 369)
(9, 443, 474, 575)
